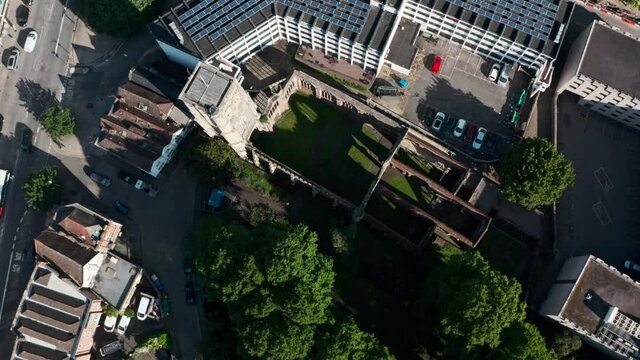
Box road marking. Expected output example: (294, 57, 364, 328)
(53, 0, 71, 57)
(594, 167, 614, 193)
(592, 201, 612, 226)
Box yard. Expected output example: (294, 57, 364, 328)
(253, 93, 393, 203)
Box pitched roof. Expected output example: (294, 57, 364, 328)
(34, 231, 98, 285)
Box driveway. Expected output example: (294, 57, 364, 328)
(556, 93, 640, 268)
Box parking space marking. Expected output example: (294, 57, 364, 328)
(594, 167, 614, 193)
(592, 201, 612, 226)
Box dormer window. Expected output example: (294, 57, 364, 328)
(137, 102, 148, 112)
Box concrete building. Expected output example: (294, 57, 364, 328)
(155, 0, 572, 93)
(35, 231, 143, 311)
(53, 203, 123, 252)
(557, 21, 640, 128)
(179, 61, 260, 158)
(540, 255, 640, 359)
(97, 65, 193, 177)
(11, 263, 102, 360)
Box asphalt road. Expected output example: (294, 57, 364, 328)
(0, 0, 76, 355)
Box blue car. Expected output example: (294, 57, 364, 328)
(114, 200, 129, 215)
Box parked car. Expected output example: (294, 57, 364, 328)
(103, 314, 117, 333)
(117, 170, 135, 184)
(99, 341, 122, 356)
(150, 273, 164, 293)
(497, 64, 511, 87)
(23, 30, 37, 53)
(24, 0, 34, 5)
(20, 127, 32, 151)
(185, 281, 195, 304)
(488, 63, 500, 82)
(453, 119, 467, 138)
(624, 260, 640, 273)
(137, 294, 153, 321)
(116, 316, 131, 335)
(89, 172, 111, 187)
(7, 49, 20, 71)
(463, 123, 478, 143)
(114, 200, 129, 215)
(16, 5, 29, 27)
(472, 127, 488, 150)
(431, 55, 443, 74)
(431, 112, 445, 131)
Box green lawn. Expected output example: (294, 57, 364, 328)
(382, 170, 435, 209)
(254, 93, 392, 203)
(395, 149, 444, 182)
(478, 225, 531, 278)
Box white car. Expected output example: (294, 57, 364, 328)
(116, 315, 131, 335)
(497, 64, 511, 87)
(472, 127, 488, 150)
(488, 63, 500, 82)
(453, 119, 467, 138)
(431, 112, 445, 131)
(624, 260, 640, 273)
(24, 30, 37, 53)
(103, 314, 117, 333)
(136, 294, 153, 321)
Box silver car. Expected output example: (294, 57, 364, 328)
(431, 112, 445, 132)
(7, 49, 20, 70)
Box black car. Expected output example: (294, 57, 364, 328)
(117, 170, 135, 184)
(185, 281, 195, 304)
(20, 127, 32, 152)
(16, 5, 29, 27)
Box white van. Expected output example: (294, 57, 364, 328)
(24, 31, 37, 53)
(136, 294, 153, 320)
(116, 315, 131, 335)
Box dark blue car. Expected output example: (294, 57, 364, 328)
(114, 200, 129, 215)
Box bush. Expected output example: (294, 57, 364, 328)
(102, 303, 119, 317)
(22, 167, 61, 211)
(131, 332, 171, 358)
(123, 308, 135, 318)
(329, 224, 356, 255)
(39, 107, 75, 141)
(249, 204, 288, 227)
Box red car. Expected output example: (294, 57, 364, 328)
(463, 123, 478, 143)
(431, 56, 443, 74)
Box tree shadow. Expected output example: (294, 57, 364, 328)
(15, 79, 58, 119)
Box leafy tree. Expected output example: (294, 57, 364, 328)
(22, 167, 61, 211)
(550, 330, 582, 359)
(498, 137, 575, 209)
(190, 219, 335, 358)
(39, 107, 75, 141)
(102, 303, 118, 317)
(77, 0, 163, 38)
(424, 251, 526, 350)
(495, 322, 551, 360)
(185, 136, 243, 182)
(315, 317, 394, 360)
(131, 332, 170, 359)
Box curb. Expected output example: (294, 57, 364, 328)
(577, 0, 639, 27)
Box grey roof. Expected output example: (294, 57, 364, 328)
(579, 22, 640, 100)
(386, 19, 420, 70)
(182, 64, 232, 107)
(91, 253, 141, 310)
(36, 231, 97, 266)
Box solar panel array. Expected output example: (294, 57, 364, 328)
(177, 0, 370, 43)
(448, 0, 560, 41)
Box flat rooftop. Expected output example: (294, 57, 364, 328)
(386, 19, 419, 70)
(92, 253, 141, 310)
(561, 256, 640, 334)
(580, 22, 640, 100)
(180, 63, 232, 107)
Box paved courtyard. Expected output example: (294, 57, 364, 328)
(556, 93, 640, 268)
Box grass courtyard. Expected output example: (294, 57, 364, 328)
(253, 93, 393, 203)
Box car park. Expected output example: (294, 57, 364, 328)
(23, 30, 37, 53)
(99, 341, 122, 356)
(89, 172, 111, 187)
(103, 314, 117, 332)
(7, 49, 20, 71)
(624, 260, 640, 273)
(116, 315, 131, 335)
(463, 123, 478, 143)
(114, 200, 129, 215)
(431, 112, 445, 132)
(488, 63, 500, 82)
(472, 127, 488, 150)
(137, 294, 153, 320)
(20, 127, 32, 151)
(16, 6, 29, 27)
(453, 119, 467, 138)
(431, 55, 443, 74)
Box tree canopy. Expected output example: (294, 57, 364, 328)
(77, 0, 163, 38)
(498, 137, 575, 209)
(425, 251, 526, 350)
(495, 322, 551, 360)
(39, 107, 75, 141)
(22, 167, 61, 211)
(550, 329, 582, 359)
(315, 317, 394, 360)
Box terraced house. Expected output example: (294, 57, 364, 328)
(155, 0, 572, 93)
